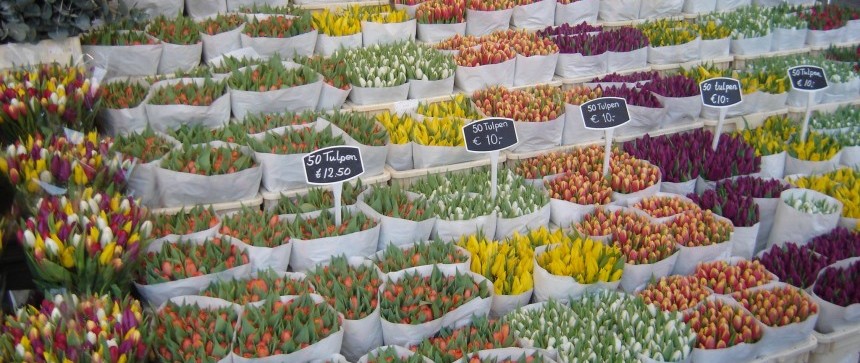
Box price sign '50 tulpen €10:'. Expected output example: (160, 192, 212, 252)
(580, 97, 631, 130)
(462, 118, 519, 153)
(303, 146, 365, 185)
(700, 77, 743, 108)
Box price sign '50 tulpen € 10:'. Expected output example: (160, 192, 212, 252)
(303, 146, 365, 185)
(700, 77, 743, 108)
(580, 97, 631, 130)
(462, 118, 519, 153)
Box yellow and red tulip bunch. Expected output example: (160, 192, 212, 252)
(472, 85, 563, 122)
(17, 187, 150, 294)
(684, 299, 764, 350)
(309, 256, 382, 320)
(695, 260, 772, 294)
(536, 236, 625, 284)
(201, 269, 315, 304)
(668, 210, 733, 247)
(467, 0, 515, 11)
(435, 34, 482, 52)
(454, 42, 516, 67)
(381, 266, 491, 324)
(416, 0, 466, 24)
(545, 171, 612, 205)
(140, 237, 249, 284)
(0, 62, 102, 139)
(576, 208, 677, 264)
(411, 317, 517, 362)
(733, 285, 818, 327)
(638, 275, 712, 312)
(563, 85, 603, 105)
(153, 299, 238, 362)
(484, 30, 559, 56)
(219, 207, 290, 248)
(633, 195, 701, 219)
(1, 294, 147, 363)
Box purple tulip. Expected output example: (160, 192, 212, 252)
(756, 242, 829, 289)
(591, 71, 661, 83)
(688, 189, 760, 227)
(810, 228, 860, 263)
(813, 259, 860, 307)
(717, 176, 789, 199)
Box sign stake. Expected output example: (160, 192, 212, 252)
(800, 91, 815, 143)
(462, 117, 519, 199)
(712, 107, 728, 151)
(700, 77, 743, 151)
(787, 65, 828, 143)
(490, 151, 499, 199)
(331, 181, 343, 225)
(603, 128, 613, 177)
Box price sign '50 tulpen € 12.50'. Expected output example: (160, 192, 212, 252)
(303, 146, 365, 185)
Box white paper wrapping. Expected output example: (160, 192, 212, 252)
(784, 151, 842, 176)
(417, 22, 467, 43)
(672, 238, 733, 276)
(408, 76, 455, 99)
(288, 216, 380, 272)
(240, 30, 318, 59)
(639, 0, 683, 18)
(361, 20, 417, 46)
(647, 38, 701, 65)
(135, 237, 253, 306)
(465, 8, 515, 36)
(822, 78, 860, 104)
(358, 346, 432, 363)
(807, 28, 844, 47)
(318, 83, 351, 111)
(380, 265, 493, 346)
(810, 257, 860, 334)
(121, 132, 179, 207)
(683, 0, 715, 14)
(356, 190, 438, 249)
(315, 33, 363, 57)
(99, 80, 150, 136)
(787, 88, 824, 108)
(746, 282, 818, 356)
(562, 103, 604, 145)
(230, 80, 323, 120)
(555, 52, 607, 79)
(514, 52, 558, 86)
(223, 233, 292, 272)
(510, 115, 565, 153)
(187, 0, 227, 18)
(533, 244, 622, 302)
(653, 94, 702, 129)
(767, 188, 843, 248)
(615, 105, 666, 138)
(754, 196, 782, 255)
(386, 142, 414, 171)
(394, 3, 421, 17)
(157, 42, 203, 75)
(372, 241, 471, 277)
(349, 83, 410, 105)
(771, 28, 807, 51)
(455, 58, 516, 94)
(620, 251, 679, 293)
(700, 37, 731, 60)
(490, 290, 533, 318)
(753, 91, 788, 114)
(462, 348, 557, 363)
(433, 212, 498, 242)
(758, 152, 786, 179)
(844, 19, 860, 42)
(119, 0, 182, 18)
(731, 34, 772, 56)
(201, 24, 246, 62)
(412, 143, 486, 168)
(511, 0, 555, 29)
(607, 47, 647, 72)
(145, 78, 231, 132)
(156, 142, 262, 207)
(841, 146, 860, 168)
(730, 223, 760, 259)
(599, 0, 640, 21)
(554, 0, 599, 25)
(227, 0, 288, 11)
(82, 41, 163, 78)
(715, 0, 750, 11)
(661, 179, 697, 196)
(495, 204, 551, 239)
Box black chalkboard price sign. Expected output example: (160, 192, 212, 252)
(788, 65, 828, 91)
(580, 97, 631, 130)
(463, 118, 519, 153)
(303, 146, 365, 185)
(700, 77, 743, 108)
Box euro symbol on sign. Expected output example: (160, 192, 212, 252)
(710, 94, 719, 104)
(590, 115, 598, 123)
(472, 137, 481, 145)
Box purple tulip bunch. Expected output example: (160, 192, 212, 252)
(814, 259, 860, 307)
(641, 74, 701, 98)
(687, 189, 760, 227)
(604, 27, 649, 52)
(810, 227, 860, 263)
(591, 71, 661, 83)
(756, 242, 830, 289)
(716, 176, 789, 199)
(701, 132, 760, 181)
(553, 33, 609, 55)
(623, 132, 700, 183)
(598, 84, 663, 108)
(537, 22, 603, 37)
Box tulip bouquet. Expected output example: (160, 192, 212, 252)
(153, 299, 238, 362)
(641, 74, 700, 98)
(597, 84, 662, 108)
(669, 210, 734, 247)
(403, 42, 457, 83)
(756, 242, 829, 289)
(638, 19, 699, 47)
(150, 205, 219, 239)
(234, 294, 342, 359)
(0, 294, 147, 363)
(623, 133, 701, 183)
(798, 4, 849, 31)
(227, 58, 320, 92)
(248, 125, 345, 155)
(376, 112, 415, 145)
(416, 0, 467, 24)
(148, 78, 225, 107)
(537, 22, 603, 37)
(717, 176, 788, 199)
(687, 190, 760, 228)
(18, 187, 151, 294)
(536, 237, 625, 284)
(244, 13, 314, 38)
(381, 265, 491, 324)
(702, 132, 760, 182)
(733, 285, 818, 328)
(167, 124, 249, 145)
(684, 299, 764, 350)
(811, 227, 860, 263)
(413, 115, 468, 147)
(435, 34, 482, 52)
(218, 208, 290, 248)
(434, 192, 497, 220)
(512, 145, 614, 178)
(824, 45, 860, 73)
(734, 115, 796, 157)
(346, 5, 411, 23)
(591, 71, 661, 84)
(208, 56, 267, 75)
(342, 43, 409, 88)
(813, 259, 860, 307)
(545, 171, 612, 206)
(323, 111, 390, 147)
(784, 192, 840, 215)
(366, 347, 426, 363)
(485, 30, 559, 57)
(416, 94, 481, 119)
(100, 80, 148, 110)
(364, 185, 437, 222)
(709, 6, 771, 39)
(411, 317, 516, 362)
(240, 111, 318, 135)
(493, 171, 550, 219)
(466, 351, 546, 363)
(147, 15, 201, 45)
(201, 269, 314, 304)
(294, 55, 351, 91)
(604, 27, 650, 53)
(576, 208, 678, 265)
(160, 144, 256, 176)
(378, 239, 469, 273)
(200, 14, 245, 36)
(141, 237, 249, 284)
(108, 127, 174, 166)
(786, 132, 842, 163)
(639, 275, 712, 312)
(747, 54, 858, 86)
(0, 62, 102, 140)
(467, 0, 515, 11)
(309, 256, 382, 320)
(789, 169, 860, 219)
(503, 299, 579, 350)
(472, 85, 563, 122)
(575, 207, 649, 237)
(549, 33, 607, 56)
(811, 106, 860, 130)
(694, 260, 773, 294)
(273, 180, 365, 215)
(80, 26, 158, 46)
(695, 19, 732, 41)
(287, 209, 378, 240)
(633, 195, 701, 219)
(312, 9, 362, 36)
(454, 41, 516, 67)
(563, 85, 602, 105)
